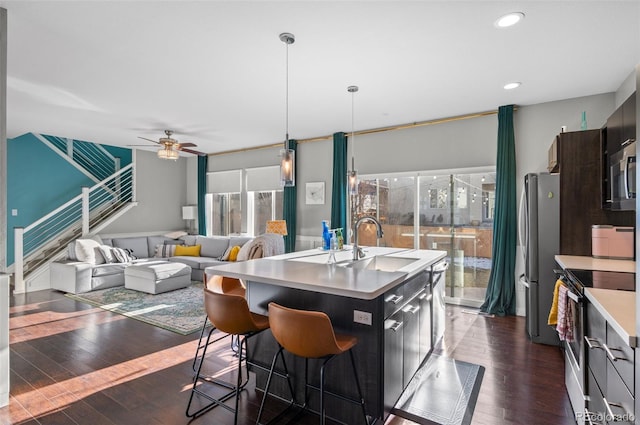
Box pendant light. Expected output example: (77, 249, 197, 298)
(347, 85, 359, 195)
(279, 32, 295, 187)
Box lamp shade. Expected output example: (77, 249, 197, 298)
(266, 220, 288, 236)
(182, 206, 197, 220)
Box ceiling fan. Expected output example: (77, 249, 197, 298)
(132, 130, 206, 159)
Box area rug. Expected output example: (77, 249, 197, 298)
(392, 354, 484, 425)
(65, 283, 205, 335)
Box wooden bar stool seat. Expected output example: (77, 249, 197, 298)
(256, 302, 369, 425)
(186, 288, 268, 424)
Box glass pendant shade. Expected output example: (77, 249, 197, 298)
(280, 148, 295, 187)
(279, 32, 296, 187)
(348, 169, 358, 195)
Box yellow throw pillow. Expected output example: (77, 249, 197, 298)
(174, 244, 201, 257)
(228, 245, 241, 261)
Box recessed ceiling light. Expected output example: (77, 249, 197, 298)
(495, 12, 525, 28)
(503, 82, 521, 90)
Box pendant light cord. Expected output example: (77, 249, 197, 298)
(285, 39, 289, 148)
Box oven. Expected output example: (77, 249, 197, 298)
(559, 268, 635, 425)
(558, 269, 587, 424)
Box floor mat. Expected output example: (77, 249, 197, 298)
(392, 354, 484, 425)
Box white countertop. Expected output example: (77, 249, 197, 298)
(585, 288, 636, 348)
(555, 255, 636, 273)
(555, 255, 636, 347)
(206, 247, 447, 300)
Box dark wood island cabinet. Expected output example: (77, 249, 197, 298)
(206, 247, 446, 424)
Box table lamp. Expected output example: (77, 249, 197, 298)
(266, 220, 288, 236)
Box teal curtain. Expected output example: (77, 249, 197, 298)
(283, 140, 297, 253)
(330, 132, 347, 235)
(197, 155, 207, 236)
(481, 105, 516, 316)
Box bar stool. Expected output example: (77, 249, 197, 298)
(186, 288, 269, 424)
(256, 302, 369, 425)
(192, 275, 246, 371)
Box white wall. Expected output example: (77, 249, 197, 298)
(101, 150, 188, 235)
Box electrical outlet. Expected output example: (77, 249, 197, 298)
(11, 209, 18, 216)
(353, 310, 372, 326)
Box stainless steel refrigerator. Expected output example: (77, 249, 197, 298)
(519, 173, 561, 346)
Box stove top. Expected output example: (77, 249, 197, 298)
(566, 269, 635, 292)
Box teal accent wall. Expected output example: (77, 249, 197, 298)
(5, 133, 132, 265)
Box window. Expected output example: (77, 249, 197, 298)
(352, 169, 496, 307)
(250, 190, 284, 236)
(207, 166, 283, 237)
(207, 193, 242, 236)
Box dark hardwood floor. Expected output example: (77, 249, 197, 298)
(1, 289, 576, 425)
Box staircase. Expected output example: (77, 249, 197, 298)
(11, 135, 137, 293)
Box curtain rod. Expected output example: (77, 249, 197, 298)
(209, 107, 516, 157)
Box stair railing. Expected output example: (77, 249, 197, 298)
(13, 164, 135, 293)
(34, 134, 121, 183)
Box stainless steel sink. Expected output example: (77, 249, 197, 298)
(337, 255, 419, 272)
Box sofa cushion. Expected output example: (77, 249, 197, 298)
(112, 237, 149, 259)
(174, 244, 201, 256)
(182, 235, 198, 246)
(196, 236, 230, 258)
(229, 236, 253, 248)
(91, 263, 127, 277)
(146, 236, 174, 256)
(168, 256, 214, 270)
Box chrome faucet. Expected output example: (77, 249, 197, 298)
(352, 216, 384, 261)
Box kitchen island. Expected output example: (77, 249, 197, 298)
(208, 246, 447, 423)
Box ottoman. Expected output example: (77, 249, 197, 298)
(124, 261, 192, 294)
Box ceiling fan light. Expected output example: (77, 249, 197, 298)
(158, 147, 179, 160)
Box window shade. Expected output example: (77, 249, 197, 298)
(207, 170, 242, 193)
(246, 165, 280, 192)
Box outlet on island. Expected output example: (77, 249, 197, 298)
(353, 309, 372, 325)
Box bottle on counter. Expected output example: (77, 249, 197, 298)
(322, 220, 331, 250)
(335, 228, 344, 250)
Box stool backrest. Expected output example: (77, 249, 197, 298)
(268, 302, 343, 358)
(204, 288, 261, 334)
(206, 274, 246, 297)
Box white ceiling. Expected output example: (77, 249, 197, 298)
(2, 1, 639, 156)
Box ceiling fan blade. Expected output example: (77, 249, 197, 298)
(138, 136, 160, 144)
(181, 148, 207, 157)
(178, 142, 197, 148)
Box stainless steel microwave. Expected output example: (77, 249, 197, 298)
(610, 140, 636, 210)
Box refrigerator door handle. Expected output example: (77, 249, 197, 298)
(518, 184, 526, 263)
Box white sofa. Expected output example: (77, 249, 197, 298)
(50, 234, 253, 294)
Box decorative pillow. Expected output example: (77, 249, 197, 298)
(98, 245, 115, 263)
(111, 247, 135, 263)
(228, 245, 241, 262)
(219, 246, 233, 261)
(154, 244, 179, 258)
(174, 244, 201, 257)
(75, 238, 102, 264)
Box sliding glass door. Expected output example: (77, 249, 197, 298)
(352, 169, 495, 307)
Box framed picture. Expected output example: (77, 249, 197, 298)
(305, 181, 325, 205)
